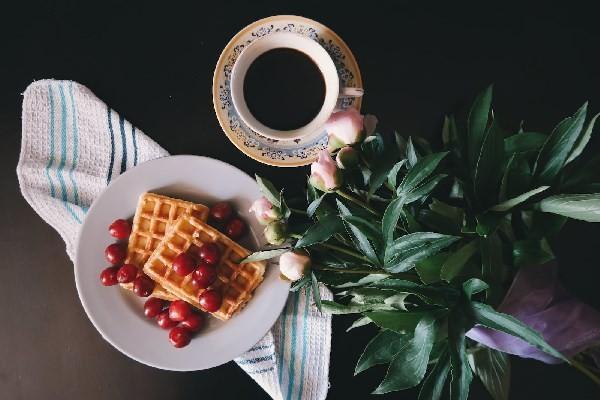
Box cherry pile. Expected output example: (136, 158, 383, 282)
(98, 201, 248, 348)
(100, 218, 156, 296)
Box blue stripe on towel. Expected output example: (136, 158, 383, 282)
(57, 84, 81, 224)
(45, 84, 57, 198)
(277, 302, 289, 386)
(296, 289, 311, 400)
(106, 107, 116, 184)
(132, 126, 138, 166)
(66, 82, 81, 208)
(118, 115, 128, 174)
(285, 293, 301, 400)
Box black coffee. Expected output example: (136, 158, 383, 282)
(243, 48, 326, 131)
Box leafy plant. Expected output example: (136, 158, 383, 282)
(245, 86, 600, 398)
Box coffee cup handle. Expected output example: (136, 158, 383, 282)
(339, 87, 364, 98)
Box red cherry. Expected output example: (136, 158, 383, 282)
(109, 219, 131, 240)
(198, 243, 220, 265)
(133, 275, 154, 297)
(180, 313, 204, 333)
(225, 218, 246, 240)
(144, 297, 165, 318)
(116, 263, 138, 283)
(198, 289, 222, 312)
(209, 202, 233, 223)
(191, 263, 218, 289)
(105, 243, 126, 265)
(100, 266, 119, 286)
(169, 326, 191, 348)
(169, 300, 192, 322)
(156, 310, 178, 329)
(172, 253, 196, 276)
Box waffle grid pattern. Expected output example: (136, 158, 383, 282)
(144, 214, 265, 320)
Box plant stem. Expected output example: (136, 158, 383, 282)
(570, 358, 600, 386)
(335, 189, 381, 217)
(314, 265, 390, 275)
(289, 207, 308, 215)
(317, 242, 371, 263)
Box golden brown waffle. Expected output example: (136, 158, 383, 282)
(143, 214, 266, 320)
(122, 192, 209, 300)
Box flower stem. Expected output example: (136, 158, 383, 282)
(335, 189, 381, 217)
(314, 265, 390, 275)
(570, 358, 600, 386)
(317, 242, 371, 263)
(289, 207, 308, 215)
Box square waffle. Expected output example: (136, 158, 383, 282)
(143, 214, 266, 320)
(122, 192, 210, 300)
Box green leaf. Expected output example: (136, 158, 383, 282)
(295, 214, 344, 248)
(462, 278, 489, 298)
(416, 253, 448, 284)
(404, 174, 448, 204)
(356, 329, 412, 375)
(240, 247, 290, 263)
(368, 278, 457, 307)
(504, 132, 547, 154)
(388, 160, 407, 189)
(500, 155, 532, 200)
(336, 273, 389, 288)
(347, 316, 372, 331)
(490, 186, 549, 212)
(290, 275, 311, 292)
(534, 103, 588, 185)
(362, 134, 385, 159)
(382, 196, 406, 244)
(468, 347, 511, 400)
(480, 234, 504, 306)
(311, 272, 322, 312)
(365, 310, 427, 333)
(369, 151, 398, 196)
(440, 240, 478, 282)
(418, 347, 451, 400)
(341, 215, 384, 253)
(279, 190, 291, 219)
(320, 300, 392, 315)
(255, 175, 281, 207)
(565, 112, 599, 165)
(384, 232, 460, 273)
(537, 193, 600, 222)
(475, 212, 504, 237)
(399, 152, 449, 194)
(448, 311, 473, 400)
(395, 131, 407, 154)
(429, 199, 464, 226)
(470, 302, 567, 361)
(474, 118, 505, 207)
(306, 193, 327, 218)
(337, 200, 380, 264)
(407, 136, 419, 167)
(468, 85, 493, 168)
(512, 239, 554, 267)
(373, 315, 438, 394)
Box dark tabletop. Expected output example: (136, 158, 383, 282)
(2, 1, 600, 399)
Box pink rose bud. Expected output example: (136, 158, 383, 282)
(249, 196, 281, 225)
(264, 221, 287, 245)
(309, 150, 342, 191)
(325, 108, 365, 151)
(336, 146, 359, 169)
(279, 251, 311, 281)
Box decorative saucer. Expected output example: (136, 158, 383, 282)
(212, 15, 363, 167)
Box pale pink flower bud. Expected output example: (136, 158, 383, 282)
(325, 108, 365, 151)
(279, 251, 311, 281)
(249, 196, 281, 225)
(309, 150, 342, 191)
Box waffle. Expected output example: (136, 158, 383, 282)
(143, 214, 266, 320)
(122, 192, 210, 300)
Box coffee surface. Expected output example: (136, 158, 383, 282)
(243, 48, 326, 131)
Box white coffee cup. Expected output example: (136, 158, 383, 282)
(230, 32, 363, 141)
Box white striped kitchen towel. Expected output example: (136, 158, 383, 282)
(17, 79, 332, 400)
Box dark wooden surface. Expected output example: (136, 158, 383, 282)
(2, 1, 600, 399)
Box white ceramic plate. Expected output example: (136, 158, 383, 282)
(75, 155, 290, 371)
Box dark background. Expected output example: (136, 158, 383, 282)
(2, 1, 600, 399)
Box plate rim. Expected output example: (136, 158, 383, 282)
(74, 155, 290, 371)
(212, 14, 363, 167)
